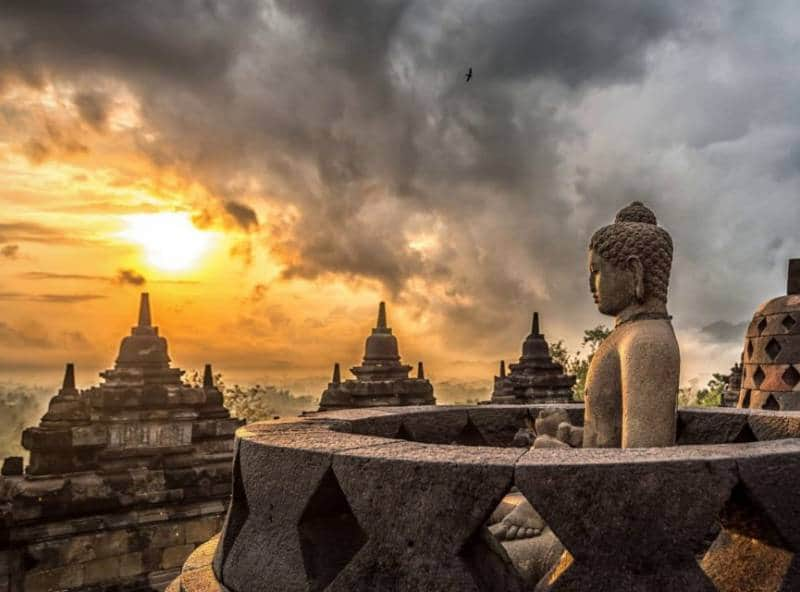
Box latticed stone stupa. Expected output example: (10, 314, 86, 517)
(318, 302, 435, 410)
(739, 258, 800, 410)
(490, 312, 575, 404)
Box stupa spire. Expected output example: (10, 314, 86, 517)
(499, 360, 506, 378)
(203, 364, 214, 389)
(377, 301, 387, 329)
(532, 312, 540, 335)
(138, 293, 152, 327)
(789, 258, 800, 295)
(417, 362, 425, 379)
(62, 363, 76, 390)
(332, 363, 341, 385)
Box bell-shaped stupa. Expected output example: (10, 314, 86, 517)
(318, 302, 435, 410)
(739, 259, 800, 410)
(490, 312, 576, 404)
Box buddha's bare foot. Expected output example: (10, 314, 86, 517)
(488, 500, 546, 541)
(532, 434, 570, 449)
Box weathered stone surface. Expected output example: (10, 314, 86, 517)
(465, 407, 532, 447)
(677, 408, 752, 444)
(167, 536, 223, 592)
(162, 544, 196, 570)
(119, 551, 144, 578)
(24, 564, 84, 592)
(398, 407, 469, 444)
(702, 530, 794, 592)
(0, 457, 22, 476)
(328, 442, 524, 591)
(185, 516, 221, 544)
(213, 426, 393, 592)
(747, 410, 800, 440)
(84, 556, 121, 585)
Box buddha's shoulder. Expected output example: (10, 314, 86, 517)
(615, 319, 678, 349)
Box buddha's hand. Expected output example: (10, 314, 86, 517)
(532, 408, 583, 448)
(556, 422, 583, 447)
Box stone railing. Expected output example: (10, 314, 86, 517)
(178, 405, 800, 592)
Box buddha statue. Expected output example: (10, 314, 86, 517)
(491, 202, 680, 582)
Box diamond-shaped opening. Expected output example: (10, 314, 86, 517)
(732, 422, 758, 443)
(753, 366, 766, 388)
(782, 314, 797, 332)
(747, 340, 754, 359)
(461, 484, 564, 590)
(213, 447, 250, 580)
(763, 395, 780, 410)
(741, 389, 752, 408)
(782, 365, 800, 388)
(298, 468, 367, 591)
(451, 418, 489, 446)
(701, 482, 794, 592)
(765, 338, 782, 361)
(757, 317, 768, 335)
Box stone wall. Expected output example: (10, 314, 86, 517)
(191, 405, 800, 592)
(0, 447, 234, 592)
(1, 501, 224, 592)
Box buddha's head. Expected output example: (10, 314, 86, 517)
(588, 201, 673, 316)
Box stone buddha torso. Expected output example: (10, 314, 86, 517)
(583, 317, 679, 448)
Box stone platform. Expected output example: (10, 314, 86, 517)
(175, 405, 800, 592)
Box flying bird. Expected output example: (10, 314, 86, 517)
(465, 67, 472, 82)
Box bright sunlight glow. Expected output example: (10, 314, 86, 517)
(118, 212, 216, 272)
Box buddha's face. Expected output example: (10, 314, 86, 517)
(588, 249, 636, 316)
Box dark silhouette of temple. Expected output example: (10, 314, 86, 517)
(0, 293, 242, 592)
(490, 312, 575, 404)
(318, 302, 435, 410)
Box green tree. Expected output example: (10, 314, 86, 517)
(679, 373, 728, 407)
(184, 370, 315, 422)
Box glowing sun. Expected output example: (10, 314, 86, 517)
(119, 212, 216, 272)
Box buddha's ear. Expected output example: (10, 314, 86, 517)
(627, 256, 645, 303)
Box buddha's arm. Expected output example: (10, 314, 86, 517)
(619, 329, 679, 448)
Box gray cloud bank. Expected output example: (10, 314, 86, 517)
(2, 1, 799, 370)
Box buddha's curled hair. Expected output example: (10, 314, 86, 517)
(589, 201, 673, 303)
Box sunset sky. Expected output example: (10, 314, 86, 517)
(2, 2, 800, 396)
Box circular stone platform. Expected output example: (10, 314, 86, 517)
(174, 405, 800, 592)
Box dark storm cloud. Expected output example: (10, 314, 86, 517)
(4, 0, 798, 363)
(0, 222, 69, 243)
(0, 292, 105, 303)
(0, 0, 260, 88)
(74, 90, 109, 131)
(223, 201, 259, 231)
(1, 244, 19, 258)
(115, 268, 146, 286)
(20, 271, 107, 281)
(700, 320, 748, 344)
